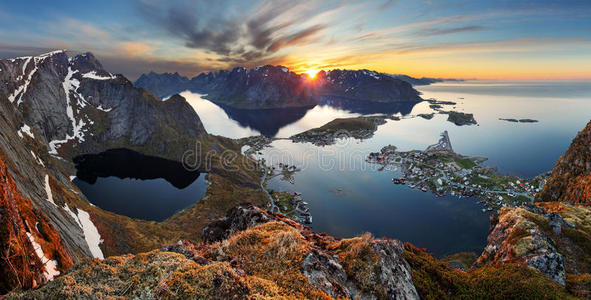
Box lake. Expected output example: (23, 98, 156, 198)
(73, 149, 209, 222)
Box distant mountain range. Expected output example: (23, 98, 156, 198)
(135, 66, 426, 109)
(387, 74, 463, 86)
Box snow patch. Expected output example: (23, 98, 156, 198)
(8, 52, 59, 105)
(30, 151, 44, 167)
(77, 209, 104, 259)
(82, 71, 116, 80)
(8, 57, 32, 103)
(26, 232, 60, 281)
(36, 50, 66, 58)
(17, 124, 34, 139)
(62, 205, 104, 258)
(96, 105, 112, 112)
(50, 66, 91, 154)
(281, 67, 288, 73)
(44, 174, 56, 206)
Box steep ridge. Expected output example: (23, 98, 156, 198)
(135, 66, 422, 109)
(0, 157, 73, 293)
(0, 51, 207, 161)
(0, 50, 266, 293)
(539, 121, 591, 204)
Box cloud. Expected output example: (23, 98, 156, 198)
(0, 44, 57, 59)
(134, 0, 330, 64)
(120, 41, 154, 57)
(389, 37, 591, 56)
(418, 25, 485, 36)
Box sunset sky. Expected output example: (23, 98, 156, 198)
(1, 0, 590, 80)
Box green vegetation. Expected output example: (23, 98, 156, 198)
(318, 117, 377, 132)
(454, 157, 477, 169)
(441, 252, 478, 270)
(267, 189, 296, 214)
(7, 250, 288, 299)
(335, 233, 386, 298)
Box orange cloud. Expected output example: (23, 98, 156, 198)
(120, 42, 154, 57)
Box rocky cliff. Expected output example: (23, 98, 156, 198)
(539, 121, 591, 204)
(0, 50, 266, 294)
(472, 202, 591, 297)
(135, 66, 422, 109)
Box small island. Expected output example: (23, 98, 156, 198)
(290, 116, 387, 146)
(426, 99, 477, 126)
(441, 111, 478, 126)
(499, 118, 539, 123)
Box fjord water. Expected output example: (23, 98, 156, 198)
(182, 81, 591, 257)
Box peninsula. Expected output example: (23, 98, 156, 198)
(367, 131, 549, 210)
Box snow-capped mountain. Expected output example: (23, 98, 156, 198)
(136, 66, 422, 109)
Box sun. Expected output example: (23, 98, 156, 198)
(305, 69, 320, 79)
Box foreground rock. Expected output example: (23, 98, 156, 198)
(476, 206, 566, 285)
(10, 203, 578, 299)
(10, 203, 420, 299)
(476, 202, 591, 291)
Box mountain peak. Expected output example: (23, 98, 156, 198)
(136, 66, 422, 107)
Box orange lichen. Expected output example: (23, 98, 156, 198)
(0, 158, 73, 293)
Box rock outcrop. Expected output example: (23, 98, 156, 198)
(135, 66, 422, 109)
(539, 120, 591, 204)
(475, 202, 591, 292)
(204, 204, 420, 299)
(201, 203, 270, 243)
(476, 207, 566, 285)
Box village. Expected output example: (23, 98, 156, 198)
(367, 131, 550, 211)
(262, 161, 312, 224)
(266, 188, 312, 224)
